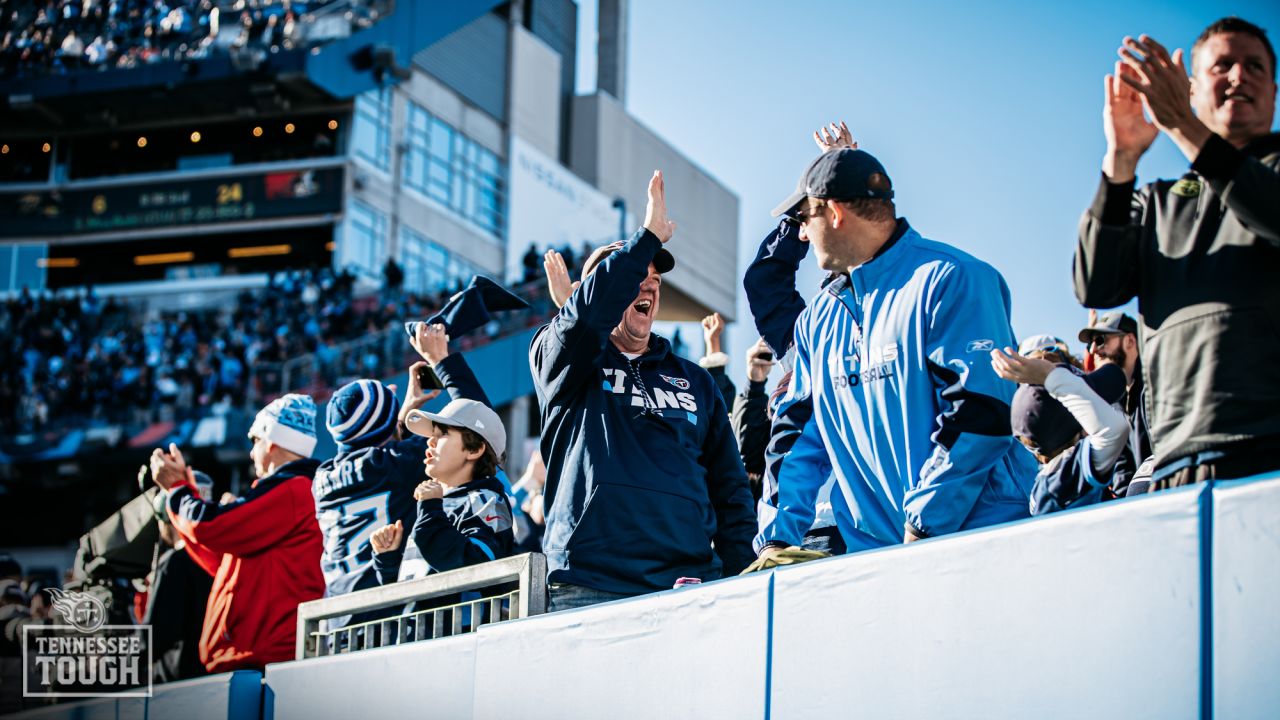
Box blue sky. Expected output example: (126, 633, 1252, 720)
(576, 0, 1280, 378)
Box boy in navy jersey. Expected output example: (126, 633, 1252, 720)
(368, 399, 514, 579)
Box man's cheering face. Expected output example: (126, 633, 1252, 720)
(1192, 31, 1277, 141)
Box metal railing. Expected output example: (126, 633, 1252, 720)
(295, 552, 547, 660)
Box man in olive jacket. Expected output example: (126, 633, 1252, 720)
(1075, 17, 1280, 488)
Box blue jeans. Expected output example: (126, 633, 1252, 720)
(546, 583, 638, 613)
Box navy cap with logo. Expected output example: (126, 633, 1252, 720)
(1077, 311, 1139, 344)
(1012, 363, 1127, 458)
(771, 148, 895, 219)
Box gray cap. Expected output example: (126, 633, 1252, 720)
(1078, 311, 1138, 343)
(405, 399, 506, 465)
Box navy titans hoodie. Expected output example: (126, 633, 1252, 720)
(530, 228, 756, 594)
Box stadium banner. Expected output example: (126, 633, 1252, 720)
(0, 167, 343, 238)
(471, 572, 770, 719)
(1212, 473, 1280, 719)
(263, 634, 477, 720)
(504, 135, 635, 283)
(769, 487, 1204, 719)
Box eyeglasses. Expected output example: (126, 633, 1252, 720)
(1087, 334, 1114, 350)
(791, 201, 827, 225)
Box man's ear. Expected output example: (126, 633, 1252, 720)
(827, 200, 846, 229)
(1124, 334, 1139, 352)
(464, 444, 486, 463)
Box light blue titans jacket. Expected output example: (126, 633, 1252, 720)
(755, 221, 1036, 551)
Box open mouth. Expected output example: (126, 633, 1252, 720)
(632, 299, 653, 316)
(1224, 91, 1254, 105)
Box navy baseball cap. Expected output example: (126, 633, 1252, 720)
(1012, 363, 1127, 458)
(581, 241, 674, 281)
(772, 148, 894, 219)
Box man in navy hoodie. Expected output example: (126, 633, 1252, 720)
(530, 171, 756, 612)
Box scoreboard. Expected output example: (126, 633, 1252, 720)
(0, 166, 344, 238)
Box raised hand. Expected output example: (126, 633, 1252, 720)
(643, 170, 677, 243)
(1103, 59, 1158, 181)
(989, 347, 1057, 386)
(412, 322, 450, 367)
(746, 338, 775, 383)
(414, 479, 444, 502)
(544, 249, 580, 308)
(813, 120, 858, 152)
(370, 520, 404, 554)
(701, 312, 725, 355)
(402, 360, 442, 416)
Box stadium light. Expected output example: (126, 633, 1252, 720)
(42, 143, 51, 153)
(253, 126, 264, 137)
(137, 137, 148, 148)
(1, 145, 7, 154)
(285, 123, 296, 134)
(134, 251, 194, 266)
(328, 120, 339, 130)
(37, 258, 79, 268)
(228, 244, 292, 258)
(191, 131, 202, 143)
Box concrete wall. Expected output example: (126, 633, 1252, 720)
(508, 26, 563, 161)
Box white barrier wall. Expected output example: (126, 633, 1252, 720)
(253, 478, 1280, 719)
(264, 634, 478, 720)
(769, 486, 1205, 720)
(471, 572, 772, 719)
(1213, 475, 1280, 720)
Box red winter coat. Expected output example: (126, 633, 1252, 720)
(167, 458, 324, 673)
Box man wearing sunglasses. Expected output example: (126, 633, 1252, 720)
(756, 143, 1036, 558)
(1079, 311, 1152, 495)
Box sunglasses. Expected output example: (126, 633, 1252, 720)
(791, 201, 828, 225)
(1087, 334, 1116, 350)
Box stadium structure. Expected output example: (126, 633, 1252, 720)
(0, 0, 739, 564)
(2, 3, 1276, 719)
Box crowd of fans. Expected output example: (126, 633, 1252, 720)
(0, 0, 386, 80)
(3, 12, 1276, 708)
(0, 260, 568, 438)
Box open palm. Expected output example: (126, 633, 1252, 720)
(1105, 61, 1158, 157)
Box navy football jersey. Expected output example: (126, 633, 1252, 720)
(313, 436, 427, 599)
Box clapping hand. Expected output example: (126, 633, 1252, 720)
(1117, 35, 1196, 134)
(1102, 56, 1159, 182)
(643, 170, 677, 243)
(544, 249, 580, 308)
(813, 120, 858, 152)
(370, 520, 403, 554)
(149, 443, 193, 491)
(990, 347, 1057, 386)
